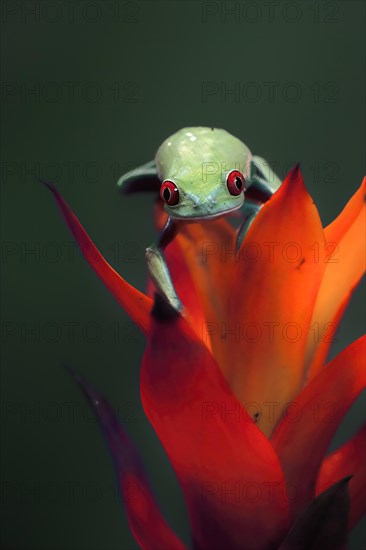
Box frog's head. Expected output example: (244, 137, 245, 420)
(156, 127, 252, 220)
(159, 167, 246, 220)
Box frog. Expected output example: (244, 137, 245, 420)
(117, 127, 282, 313)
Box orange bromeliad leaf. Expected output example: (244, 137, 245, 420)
(154, 199, 238, 344)
(271, 335, 366, 518)
(164, 239, 209, 347)
(317, 423, 366, 530)
(153, 199, 231, 349)
(221, 166, 329, 435)
(140, 295, 289, 550)
(43, 180, 152, 334)
(175, 218, 237, 359)
(305, 178, 366, 381)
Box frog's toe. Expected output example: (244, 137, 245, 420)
(146, 247, 183, 314)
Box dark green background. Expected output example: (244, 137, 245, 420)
(1, 1, 365, 548)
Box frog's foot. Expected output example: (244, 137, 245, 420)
(251, 155, 282, 192)
(146, 246, 183, 314)
(117, 160, 160, 194)
(236, 202, 262, 252)
(238, 159, 278, 250)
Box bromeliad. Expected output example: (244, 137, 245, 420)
(43, 128, 366, 549)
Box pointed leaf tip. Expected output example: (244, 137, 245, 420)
(42, 180, 152, 333)
(40, 177, 55, 192)
(342, 474, 354, 484)
(285, 163, 302, 184)
(62, 363, 80, 381)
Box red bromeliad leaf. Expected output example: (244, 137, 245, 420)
(66, 366, 186, 550)
(140, 295, 289, 550)
(278, 477, 351, 550)
(221, 166, 328, 436)
(271, 335, 366, 518)
(43, 180, 152, 334)
(305, 178, 366, 381)
(317, 424, 366, 530)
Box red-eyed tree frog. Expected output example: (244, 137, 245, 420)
(118, 127, 282, 312)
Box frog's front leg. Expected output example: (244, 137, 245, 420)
(236, 157, 281, 250)
(235, 201, 262, 250)
(146, 217, 183, 313)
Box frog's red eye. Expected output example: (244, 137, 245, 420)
(226, 170, 245, 196)
(160, 180, 179, 205)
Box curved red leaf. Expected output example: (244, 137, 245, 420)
(67, 366, 186, 550)
(317, 424, 366, 530)
(140, 295, 289, 550)
(272, 336, 366, 518)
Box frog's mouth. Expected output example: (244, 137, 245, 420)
(169, 203, 243, 221)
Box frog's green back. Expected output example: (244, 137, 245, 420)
(155, 127, 252, 182)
